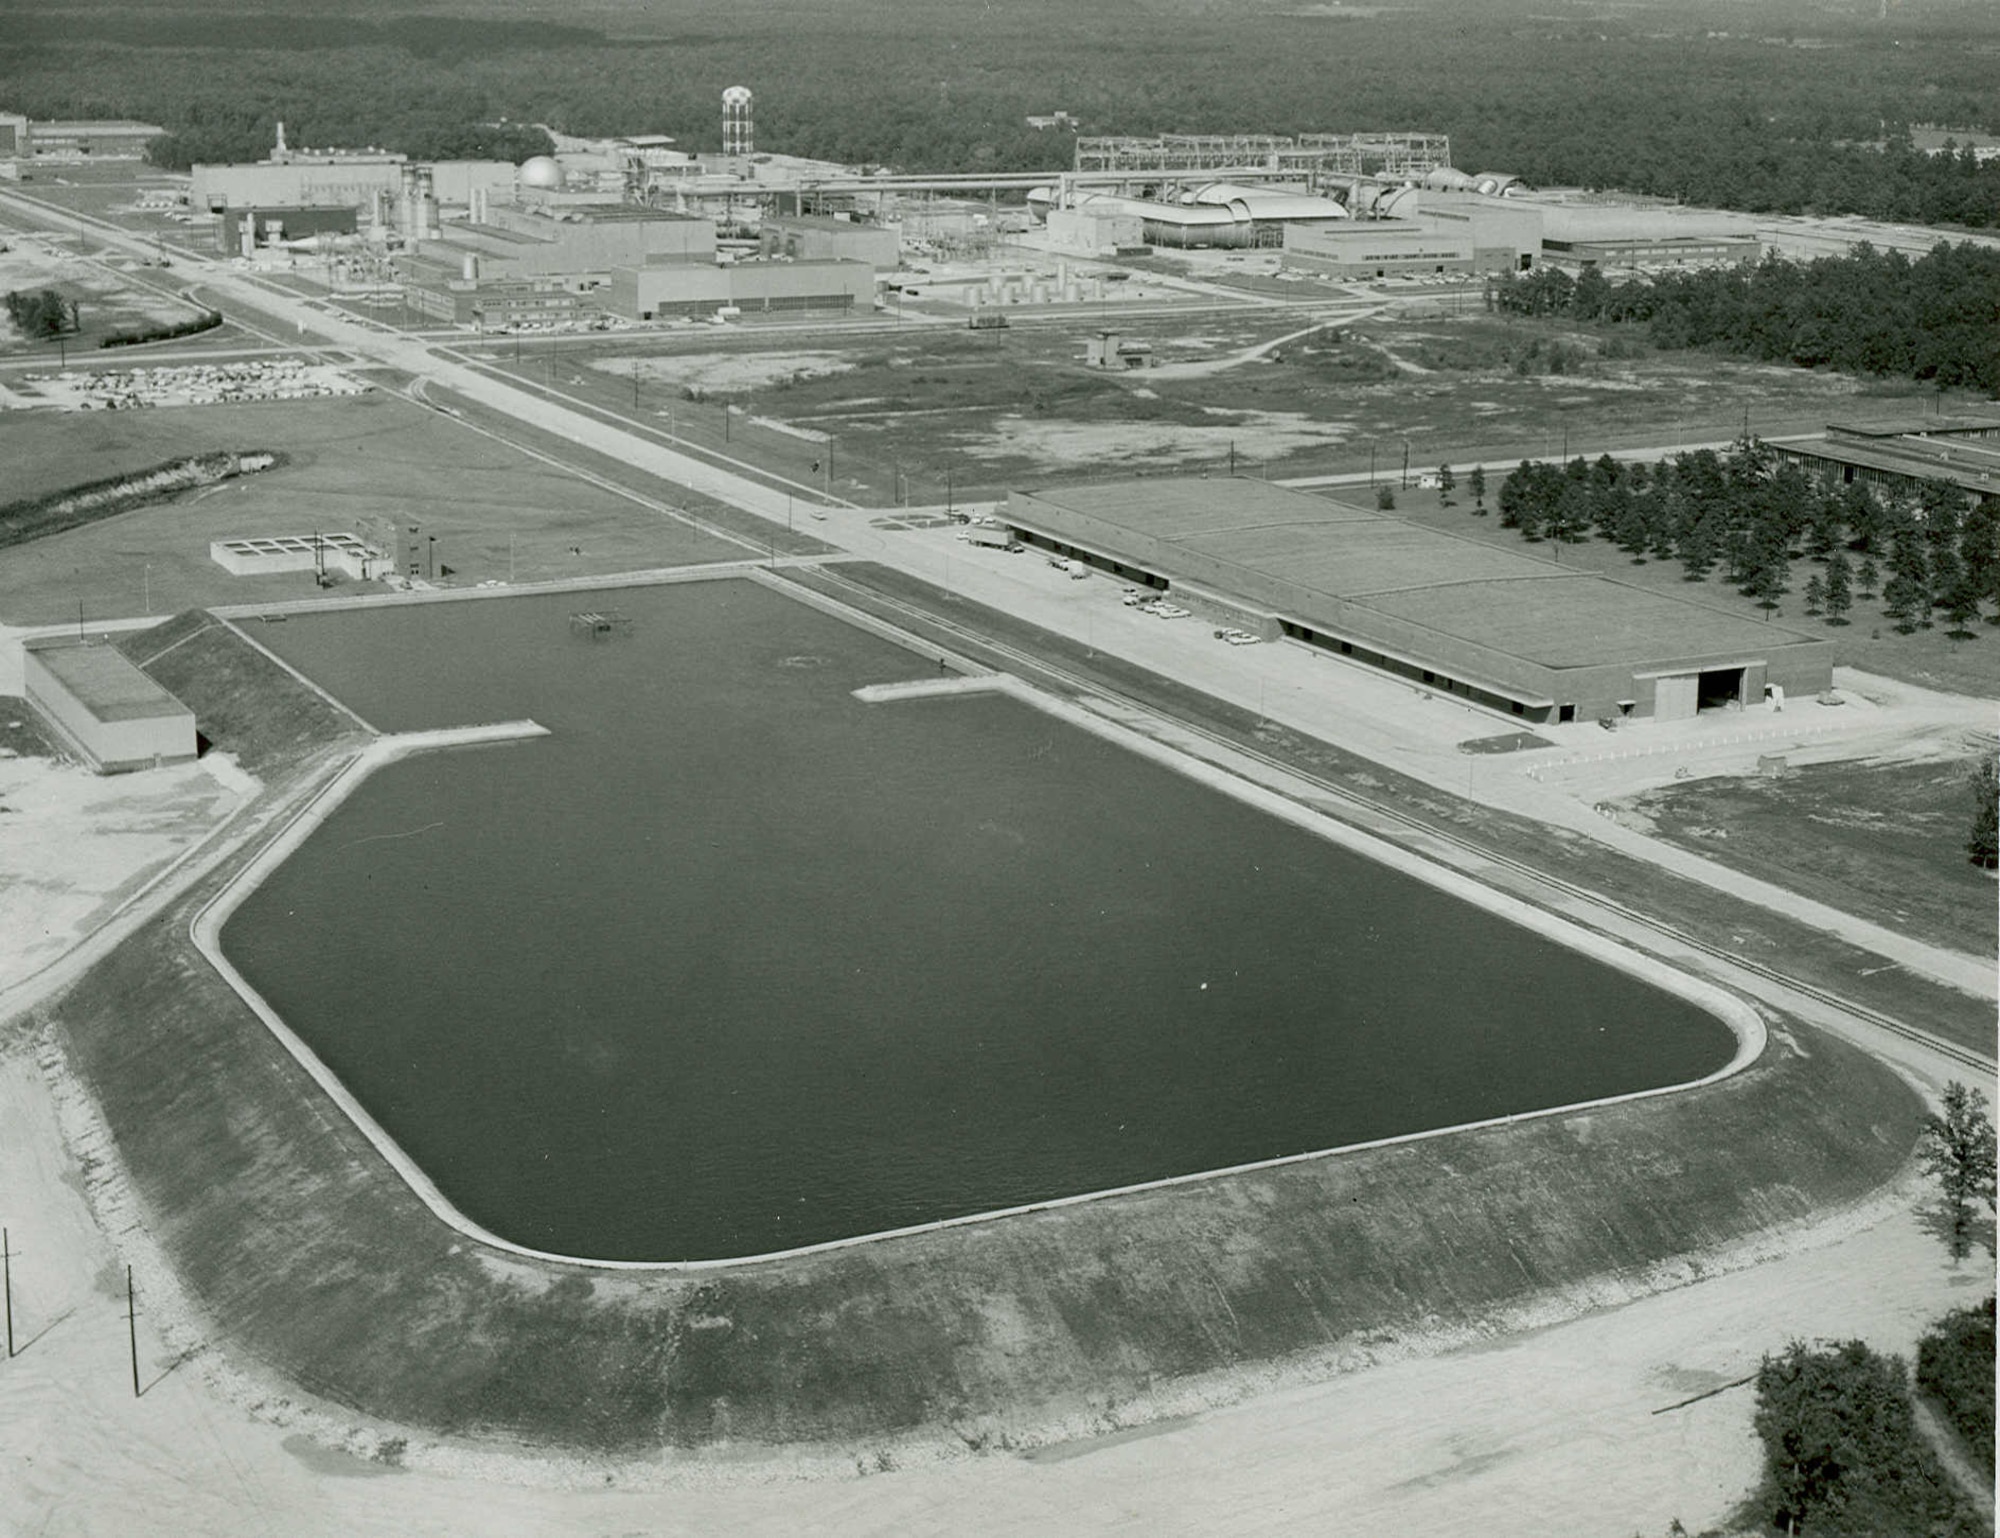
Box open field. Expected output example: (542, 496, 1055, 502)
(1614, 744, 2000, 961)
(1386, 486, 2000, 699)
(0, 226, 216, 356)
(0, 390, 746, 626)
(475, 310, 1970, 512)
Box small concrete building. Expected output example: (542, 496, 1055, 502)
(1004, 478, 1833, 724)
(22, 637, 197, 773)
(210, 533, 388, 580)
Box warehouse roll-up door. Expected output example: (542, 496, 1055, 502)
(1654, 672, 1698, 721)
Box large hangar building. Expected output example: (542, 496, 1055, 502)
(1005, 479, 1833, 723)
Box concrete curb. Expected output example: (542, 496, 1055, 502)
(184, 652, 1764, 1275)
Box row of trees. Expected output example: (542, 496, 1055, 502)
(3, 3, 1997, 224)
(1489, 244, 2000, 394)
(4, 287, 77, 338)
(1487, 441, 2000, 636)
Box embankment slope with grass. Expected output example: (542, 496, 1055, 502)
(50, 863, 1924, 1457)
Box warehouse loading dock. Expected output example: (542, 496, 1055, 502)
(1006, 478, 1831, 724)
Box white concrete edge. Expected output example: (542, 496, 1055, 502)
(183, 640, 1762, 1275)
(187, 720, 553, 1267)
(208, 557, 844, 622)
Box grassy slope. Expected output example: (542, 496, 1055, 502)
(113, 612, 363, 777)
(1626, 756, 1999, 961)
(53, 852, 1921, 1452)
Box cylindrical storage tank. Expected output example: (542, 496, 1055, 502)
(1423, 167, 1473, 191)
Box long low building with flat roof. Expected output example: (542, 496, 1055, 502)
(1004, 478, 1833, 724)
(22, 636, 197, 773)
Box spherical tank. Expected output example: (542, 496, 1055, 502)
(519, 155, 563, 189)
(722, 86, 754, 107)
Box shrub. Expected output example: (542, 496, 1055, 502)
(1751, 1339, 1980, 1538)
(1916, 1299, 1995, 1474)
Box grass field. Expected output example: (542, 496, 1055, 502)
(0, 390, 746, 626)
(1617, 749, 1999, 960)
(1387, 487, 2000, 699)
(483, 309, 1966, 511)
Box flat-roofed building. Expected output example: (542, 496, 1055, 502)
(1004, 478, 1833, 723)
(609, 258, 876, 320)
(1771, 416, 2000, 500)
(1282, 220, 1476, 279)
(13, 118, 163, 162)
(759, 214, 899, 270)
(22, 637, 197, 773)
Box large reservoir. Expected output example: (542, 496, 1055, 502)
(223, 580, 1737, 1263)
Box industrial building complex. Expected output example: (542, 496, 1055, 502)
(1005, 479, 1834, 723)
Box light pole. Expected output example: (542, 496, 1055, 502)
(426, 535, 436, 580)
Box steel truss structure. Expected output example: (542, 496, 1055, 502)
(1074, 133, 1452, 185)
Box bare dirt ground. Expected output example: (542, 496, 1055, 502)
(0, 1028, 1979, 1538)
(0, 747, 253, 994)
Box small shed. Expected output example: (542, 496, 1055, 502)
(22, 636, 197, 773)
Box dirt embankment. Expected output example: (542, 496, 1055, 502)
(48, 859, 1924, 1463)
(0, 453, 281, 552)
(114, 611, 364, 778)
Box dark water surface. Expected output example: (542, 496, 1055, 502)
(225, 581, 1736, 1261)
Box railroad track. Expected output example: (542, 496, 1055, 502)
(796, 563, 1998, 1077)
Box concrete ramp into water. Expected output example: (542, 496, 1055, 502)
(852, 675, 1007, 704)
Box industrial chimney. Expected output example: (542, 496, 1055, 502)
(722, 86, 754, 158)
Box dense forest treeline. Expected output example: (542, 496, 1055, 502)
(3, 2, 1999, 226)
(1486, 439, 2000, 637)
(1489, 244, 2000, 394)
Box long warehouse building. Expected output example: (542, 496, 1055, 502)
(1005, 479, 1833, 723)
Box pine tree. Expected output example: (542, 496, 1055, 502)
(1468, 464, 1487, 513)
(1803, 572, 1825, 615)
(1882, 527, 1933, 630)
(1857, 555, 1880, 597)
(1824, 548, 1854, 625)
(1437, 463, 1455, 506)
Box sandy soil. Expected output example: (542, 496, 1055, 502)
(0, 749, 253, 994)
(589, 351, 855, 393)
(0, 1031, 1982, 1538)
(961, 411, 1356, 470)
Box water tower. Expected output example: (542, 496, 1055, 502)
(722, 86, 754, 158)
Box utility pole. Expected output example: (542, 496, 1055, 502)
(126, 1265, 139, 1398)
(1401, 438, 1410, 491)
(4, 1227, 14, 1359)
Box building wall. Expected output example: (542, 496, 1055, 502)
(1283, 220, 1475, 278)
(613, 260, 875, 319)
(760, 215, 899, 270)
(1005, 492, 1832, 723)
(193, 161, 405, 211)
(480, 208, 716, 273)
(22, 644, 197, 773)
